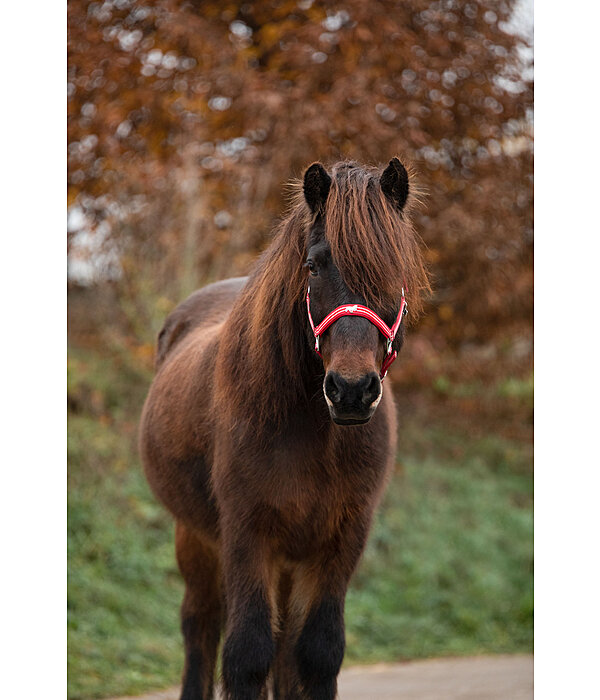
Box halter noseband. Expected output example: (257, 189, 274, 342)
(306, 287, 407, 380)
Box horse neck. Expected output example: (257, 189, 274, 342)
(216, 273, 326, 434)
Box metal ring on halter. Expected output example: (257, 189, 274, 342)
(315, 335, 320, 353)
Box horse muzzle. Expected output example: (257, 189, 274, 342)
(323, 371, 382, 425)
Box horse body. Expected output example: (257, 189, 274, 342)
(141, 279, 237, 538)
(139, 159, 430, 700)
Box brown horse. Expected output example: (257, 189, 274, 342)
(139, 159, 430, 700)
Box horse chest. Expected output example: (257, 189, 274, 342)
(254, 459, 375, 562)
(276, 500, 347, 562)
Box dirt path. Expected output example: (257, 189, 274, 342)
(107, 654, 533, 700)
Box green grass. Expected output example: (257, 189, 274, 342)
(68, 432, 184, 698)
(68, 348, 185, 699)
(345, 441, 533, 661)
(67, 347, 532, 698)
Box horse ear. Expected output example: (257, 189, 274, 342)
(303, 162, 332, 214)
(380, 157, 409, 211)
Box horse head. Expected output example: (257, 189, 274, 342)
(302, 159, 412, 426)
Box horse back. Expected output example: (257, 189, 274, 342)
(156, 276, 248, 368)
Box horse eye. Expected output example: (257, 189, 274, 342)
(305, 260, 318, 276)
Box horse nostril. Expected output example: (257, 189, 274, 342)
(361, 373, 381, 406)
(325, 372, 381, 410)
(324, 372, 345, 404)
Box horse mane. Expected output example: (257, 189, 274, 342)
(215, 160, 431, 431)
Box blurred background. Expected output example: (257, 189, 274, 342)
(67, 1, 533, 698)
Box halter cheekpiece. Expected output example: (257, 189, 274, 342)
(306, 286, 407, 380)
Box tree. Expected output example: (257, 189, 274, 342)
(68, 0, 533, 348)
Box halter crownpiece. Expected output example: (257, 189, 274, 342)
(306, 286, 407, 380)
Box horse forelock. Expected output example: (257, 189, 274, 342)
(322, 162, 430, 318)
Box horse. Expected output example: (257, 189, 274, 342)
(139, 158, 430, 700)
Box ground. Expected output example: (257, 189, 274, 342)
(106, 655, 533, 700)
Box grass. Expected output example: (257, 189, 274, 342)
(345, 437, 532, 661)
(67, 345, 533, 698)
(68, 348, 184, 699)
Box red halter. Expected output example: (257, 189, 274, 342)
(306, 286, 407, 380)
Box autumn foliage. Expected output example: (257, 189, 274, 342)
(68, 0, 532, 354)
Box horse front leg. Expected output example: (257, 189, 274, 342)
(271, 569, 303, 700)
(294, 589, 345, 700)
(293, 515, 373, 700)
(220, 527, 277, 700)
